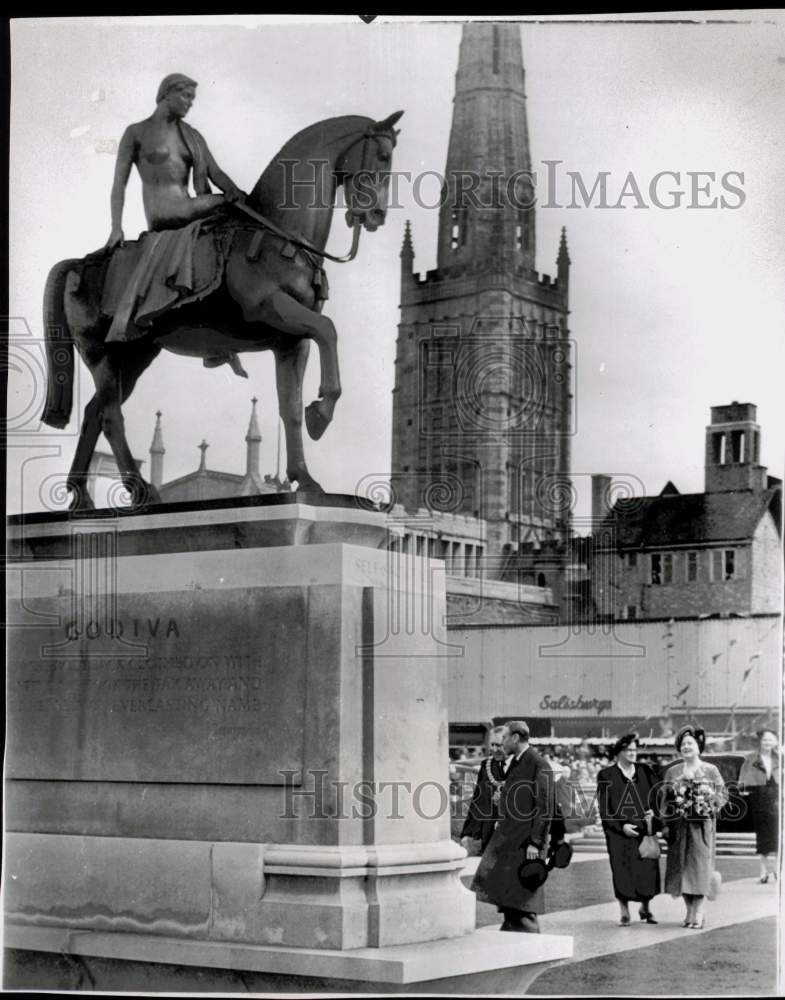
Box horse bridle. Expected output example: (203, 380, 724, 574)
(235, 125, 395, 266)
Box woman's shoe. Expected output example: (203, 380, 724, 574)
(619, 914, 631, 927)
(639, 909, 658, 924)
(760, 874, 770, 884)
(690, 916, 705, 929)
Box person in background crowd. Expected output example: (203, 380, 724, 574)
(459, 727, 507, 854)
(472, 721, 553, 933)
(597, 733, 662, 926)
(739, 729, 781, 883)
(662, 725, 727, 929)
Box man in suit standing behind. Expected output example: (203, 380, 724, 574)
(459, 727, 507, 853)
(471, 720, 553, 932)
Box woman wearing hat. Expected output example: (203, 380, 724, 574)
(739, 729, 781, 883)
(597, 733, 662, 926)
(662, 725, 727, 928)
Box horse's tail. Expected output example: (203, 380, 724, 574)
(41, 259, 80, 429)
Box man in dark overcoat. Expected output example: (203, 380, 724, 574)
(471, 720, 553, 932)
(460, 727, 507, 853)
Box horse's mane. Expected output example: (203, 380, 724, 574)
(248, 115, 375, 212)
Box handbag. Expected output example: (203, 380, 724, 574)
(638, 815, 661, 860)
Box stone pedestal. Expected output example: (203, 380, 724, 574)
(5, 495, 571, 990)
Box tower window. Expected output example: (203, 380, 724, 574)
(450, 209, 465, 250)
(686, 551, 698, 582)
(492, 25, 500, 75)
(515, 211, 530, 252)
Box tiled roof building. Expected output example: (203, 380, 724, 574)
(592, 403, 781, 620)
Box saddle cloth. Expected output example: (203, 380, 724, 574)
(103, 218, 225, 343)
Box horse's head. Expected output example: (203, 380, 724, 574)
(337, 110, 403, 232)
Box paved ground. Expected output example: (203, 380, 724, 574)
(460, 854, 781, 995)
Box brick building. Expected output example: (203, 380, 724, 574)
(592, 403, 782, 620)
(390, 22, 573, 571)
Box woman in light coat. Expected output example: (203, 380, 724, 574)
(662, 725, 727, 929)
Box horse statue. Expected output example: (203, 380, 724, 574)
(41, 111, 403, 510)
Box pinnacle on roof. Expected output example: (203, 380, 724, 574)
(557, 227, 571, 265)
(400, 219, 414, 260)
(246, 396, 262, 443)
(149, 410, 165, 454)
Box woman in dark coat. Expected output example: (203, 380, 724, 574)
(597, 733, 661, 926)
(739, 729, 781, 883)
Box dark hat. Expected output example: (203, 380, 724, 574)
(518, 858, 549, 892)
(547, 841, 573, 871)
(674, 724, 705, 753)
(611, 732, 639, 758)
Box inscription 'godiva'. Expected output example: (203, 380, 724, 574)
(64, 617, 180, 639)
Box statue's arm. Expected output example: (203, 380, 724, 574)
(107, 126, 138, 248)
(197, 130, 244, 202)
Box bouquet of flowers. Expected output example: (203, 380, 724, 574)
(671, 777, 720, 820)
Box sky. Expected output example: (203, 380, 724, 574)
(7, 13, 785, 521)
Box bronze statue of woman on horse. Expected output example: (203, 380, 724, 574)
(41, 72, 403, 510)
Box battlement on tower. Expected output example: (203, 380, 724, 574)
(404, 261, 565, 308)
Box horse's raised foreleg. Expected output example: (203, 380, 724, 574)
(273, 340, 323, 494)
(248, 291, 341, 442)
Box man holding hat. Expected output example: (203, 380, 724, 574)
(471, 720, 554, 933)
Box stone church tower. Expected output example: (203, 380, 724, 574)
(390, 22, 573, 570)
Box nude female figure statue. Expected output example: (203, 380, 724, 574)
(106, 72, 244, 249)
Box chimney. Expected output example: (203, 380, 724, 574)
(592, 474, 612, 527)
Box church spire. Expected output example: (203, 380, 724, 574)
(437, 22, 534, 271)
(149, 410, 165, 488)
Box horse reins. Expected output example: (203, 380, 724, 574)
(232, 125, 393, 266)
(233, 199, 362, 266)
